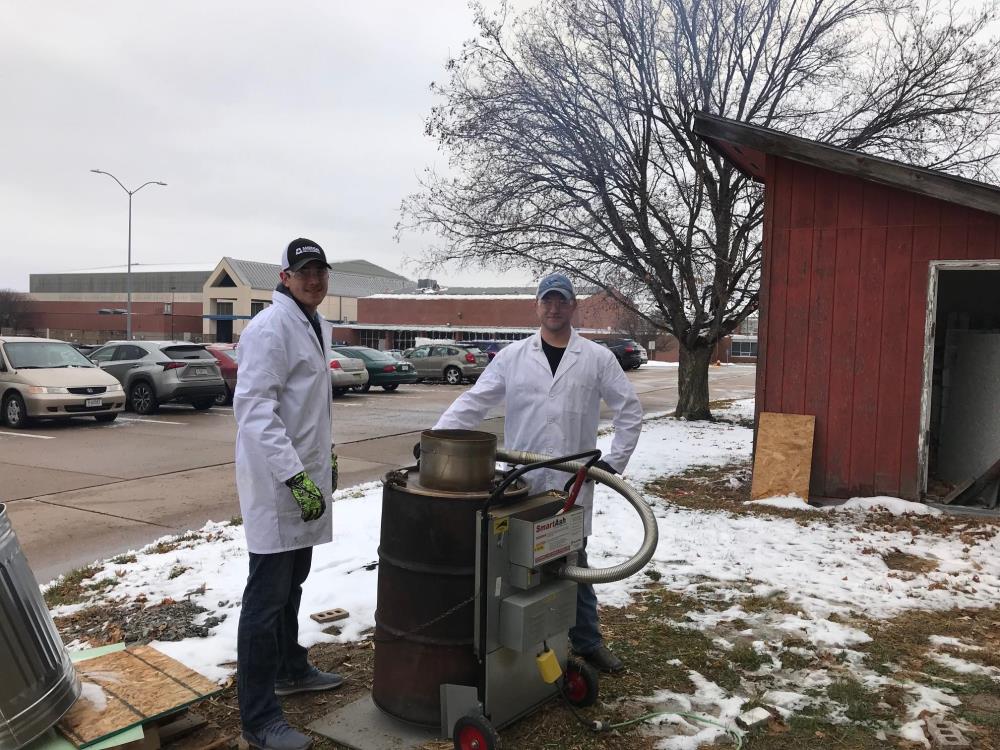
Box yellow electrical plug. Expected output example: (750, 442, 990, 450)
(536, 648, 562, 684)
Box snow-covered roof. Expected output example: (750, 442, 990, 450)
(221, 257, 414, 297)
(61, 262, 217, 274)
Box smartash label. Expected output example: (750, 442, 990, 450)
(532, 511, 584, 565)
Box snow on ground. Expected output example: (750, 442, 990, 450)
(46, 398, 1000, 747)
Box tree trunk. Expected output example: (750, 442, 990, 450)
(675, 342, 713, 420)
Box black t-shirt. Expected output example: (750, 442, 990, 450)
(541, 338, 566, 376)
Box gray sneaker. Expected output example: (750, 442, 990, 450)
(243, 718, 312, 750)
(274, 665, 345, 696)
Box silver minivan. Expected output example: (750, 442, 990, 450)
(89, 341, 226, 414)
(0, 336, 125, 427)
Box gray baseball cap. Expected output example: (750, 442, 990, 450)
(536, 273, 575, 300)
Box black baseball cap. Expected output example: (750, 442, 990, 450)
(281, 238, 331, 272)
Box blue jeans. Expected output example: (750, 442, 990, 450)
(568, 540, 602, 654)
(237, 547, 312, 731)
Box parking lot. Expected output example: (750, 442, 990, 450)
(1, 364, 756, 582)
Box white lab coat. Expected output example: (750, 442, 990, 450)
(434, 330, 642, 535)
(234, 291, 334, 554)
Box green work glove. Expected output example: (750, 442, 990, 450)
(285, 471, 326, 522)
(331, 449, 339, 494)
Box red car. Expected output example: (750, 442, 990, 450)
(205, 343, 238, 404)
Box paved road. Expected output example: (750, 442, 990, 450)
(1, 364, 756, 582)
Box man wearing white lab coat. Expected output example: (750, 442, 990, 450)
(433, 273, 643, 673)
(233, 239, 343, 750)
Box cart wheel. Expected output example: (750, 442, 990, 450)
(453, 712, 500, 750)
(564, 657, 599, 707)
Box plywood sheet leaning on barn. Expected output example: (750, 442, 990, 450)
(56, 645, 222, 748)
(751, 412, 816, 502)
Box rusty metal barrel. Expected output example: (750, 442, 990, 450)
(0, 503, 81, 750)
(372, 430, 527, 727)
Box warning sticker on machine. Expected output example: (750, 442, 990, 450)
(532, 512, 584, 565)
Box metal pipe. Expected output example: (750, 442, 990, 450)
(495, 449, 658, 584)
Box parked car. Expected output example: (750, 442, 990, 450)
(0, 336, 125, 427)
(404, 344, 488, 384)
(331, 346, 419, 392)
(205, 343, 238, 404)
(329, 350, 369, 395)
(88, 340, 226, 414)
(461, 340, 512, 361)
(71, 343, 103, 357)
(636, 343, 649, 365)
(593, 338, 643, 369)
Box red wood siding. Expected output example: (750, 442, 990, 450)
(758, 157, 1000, 500)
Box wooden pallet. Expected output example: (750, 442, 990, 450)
(57, 646, 222, 749)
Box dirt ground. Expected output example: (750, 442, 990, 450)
(53, 459, 1000, 750)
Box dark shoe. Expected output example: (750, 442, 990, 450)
(274, 665, 345, 696)
(243, 718, 312, 750)
(580, 644, 624, 673)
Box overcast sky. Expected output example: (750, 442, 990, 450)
(0, 1, 536, 292)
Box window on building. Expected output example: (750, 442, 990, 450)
(736, 315, 759, 336)
(359, 330, 385, 349)
(216, 301, 234, 316)
(250, 300, 268, 317)
(394, 332, 417, 350)
(730, 340, 758, 358)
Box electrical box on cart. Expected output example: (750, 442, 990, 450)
(446, 493, 588, 735)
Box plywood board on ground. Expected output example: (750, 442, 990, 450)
(57, 645, 221, 748)
(751, 412, 816, 502)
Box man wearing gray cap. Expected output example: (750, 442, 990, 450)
(234, 238, 343, 749)
(433, 273, 643, 673)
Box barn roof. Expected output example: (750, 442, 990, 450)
(693, 113, 1000, 217)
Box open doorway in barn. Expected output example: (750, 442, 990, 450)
(921, 262, 1000, 509)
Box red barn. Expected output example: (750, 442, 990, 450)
(695, 114, 1000, 505)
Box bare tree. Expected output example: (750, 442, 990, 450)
(401, 0, 1000, 419)
(0, 289, 28, 332)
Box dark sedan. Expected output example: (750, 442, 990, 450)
(331, 346, 419, 392)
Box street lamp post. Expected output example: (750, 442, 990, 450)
(90, 170, 166, 340)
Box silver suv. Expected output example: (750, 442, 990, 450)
(89, 341, 226, 414)
(404, 344, 488, 384)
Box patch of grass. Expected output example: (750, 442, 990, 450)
(44, 564, 103, 607)
(228, 516, 243, 526)
(167, 564, 190, 580)
(729, 642, 771, 672)
(778, 648, 816, 671)
(859, 605, 1000, 747)
(740, 592, 799, 616)
(826, 677, 884, 723)
(110, 553, 137, 565)
(740, 716, 891, 749)
(881, 548, 938, 574)
(149, 532, 200, 554)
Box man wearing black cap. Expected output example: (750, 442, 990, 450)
(233, 238, 343, 750)
(433, 273, 643, 673)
